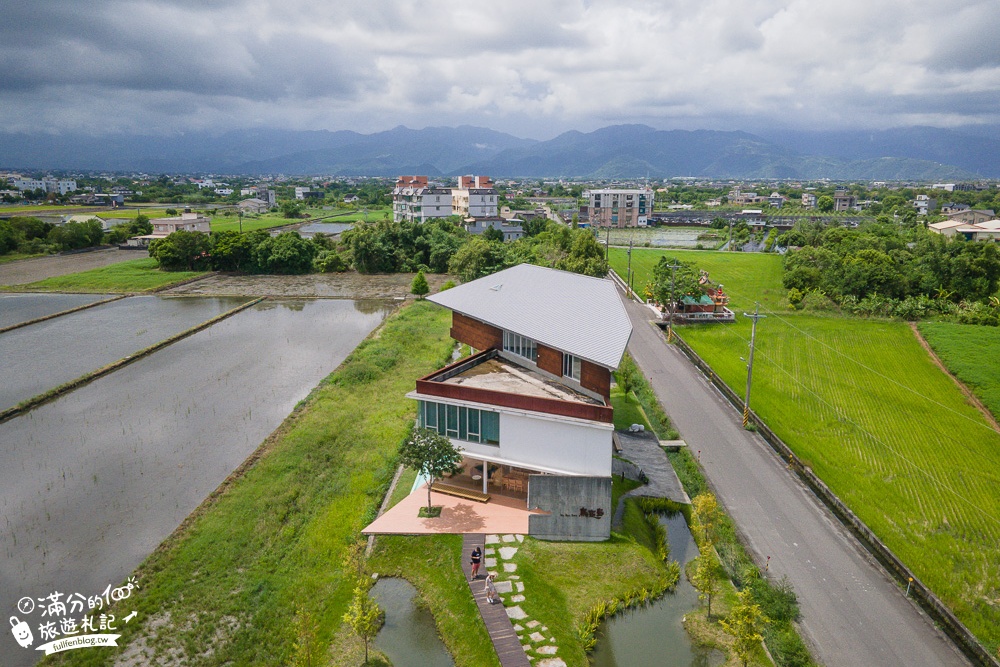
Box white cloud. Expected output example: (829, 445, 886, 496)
(1, 0, 999, 137)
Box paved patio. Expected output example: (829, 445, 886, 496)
(362, 483, 541, 535)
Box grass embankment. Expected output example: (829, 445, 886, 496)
(0, 251, 48, 264)
(3, 257, 206, 293)
(50, 301, 456, 666)
(612, 247, 1000, 651)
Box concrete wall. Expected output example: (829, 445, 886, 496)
(528, 475, 611, 541)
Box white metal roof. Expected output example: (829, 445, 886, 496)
(428, 264, 632, 370)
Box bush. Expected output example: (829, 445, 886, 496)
(313, 249, 347, 273)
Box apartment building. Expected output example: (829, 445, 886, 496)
(452, 175, 498, 218)
(586, 188, 654, 228)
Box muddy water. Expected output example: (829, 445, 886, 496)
(0, 295, 251, 411)
(370, 577, 454, 667)
(0, 293, 109, 329)
(590, 513, 725, 667)
(0, 299, 392, 663)
(297, 221, 354, 237)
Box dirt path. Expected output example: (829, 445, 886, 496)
(166, 271, 455, 299)
(0, 248, 141, 286)
(908, 322, 1000, 432)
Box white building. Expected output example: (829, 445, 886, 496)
(13, 179, 45, 192)
(43, 179, 77, 195)
(392, 175, 454, 223)
(452, 175, 498, 218)
(407, 264, 633, 540)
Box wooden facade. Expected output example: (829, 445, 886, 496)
(537, 344, 563, 377)
(580, 360, 611, 400)
(451, 312, 503, 351)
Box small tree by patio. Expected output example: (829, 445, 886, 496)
(398, 427, 463, 510)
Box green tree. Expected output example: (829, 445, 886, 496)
(692, 492, 721, 546)
(398, 427, 463, 510)
(148, 230, 212, 271)
(615, 353, 638, 398)
(0, 220, 19, 254)
(253, 232, 317, 274)
(816, 195, 834, 213)
(691, 549, 724, 618)
(721, 588, 769, 667)
(342, 583, 383, 665)
(651, 256, 702, 309)
(482, 226, 504, 242)
(448, 237, 511, 282)
(291, 607, 321, 667)
(411, 269, 430, 299)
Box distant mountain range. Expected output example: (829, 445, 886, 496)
(2, 124, 998, 180)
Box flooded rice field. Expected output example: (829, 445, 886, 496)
(0, 295, 251, 411)
(0, 293, 109, 329)
(297, 221, 354, 237)
(0, 298, 392, 664)
(591, 513, 724, 667)
(370, 577, 454, 667)
(606, 227, 718, 248)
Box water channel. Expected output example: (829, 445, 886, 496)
(0, 293, 109, 329)
(369, 577, 454, 667)
(590, 513, 725, 667)
(297, 221, 354, 237)
(0, 295, 251, 410)
(0, 298, 393, 664)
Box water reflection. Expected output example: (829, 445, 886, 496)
(370, 577, 454, 667)
(590, 513, 725, 667)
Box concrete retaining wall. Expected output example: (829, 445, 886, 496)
(527, 475, 611, 541)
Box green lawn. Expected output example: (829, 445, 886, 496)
(51, 301, 458, 667)
(611, 247, 787, 312)
(3, 257, 206, 293)
(612, 247, 1000, 651)
(918, 321, 1000, 421)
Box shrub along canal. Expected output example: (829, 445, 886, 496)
(591, 513, 724, 667)
(0, 298, 393, 664)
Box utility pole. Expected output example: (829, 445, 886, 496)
(728, 218, 733, 252)
(743, 303, 766, 427)
(665, 260, 682, 343)
(605, 223, 611, 262)
(626, 230, 634, 299)
(238, 209, 243, 233)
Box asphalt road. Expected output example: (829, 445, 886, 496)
(620, 294, 968, 667)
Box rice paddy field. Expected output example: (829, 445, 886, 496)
(610, 248, 1000, 652)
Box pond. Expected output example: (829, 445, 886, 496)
(369, 577, 454, 667)
(297, 221, 354, 237)
(606, 228, 716, 248)
(590, 513, 725, 667)
(0, 299, 393, 666)
(0, 293, 110, 329)
(0, 295, 252, 411)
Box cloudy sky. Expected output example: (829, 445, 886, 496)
(2, 0, 999, 139)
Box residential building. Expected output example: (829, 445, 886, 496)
(912, 194, 937, 216)
(13, 179, 45, 192)
(294, 187, 322, 200)
(238, 198, 269, 214)
(940, 202, 970, 214)
(833, 190, 857, 211)
(929, 219, 1000, 242)
(43, 178, 77, 195)
(801, 193, 817, 209)
(409, 264, 632, 540)
(943, 209, 995, 225)
(60, 214, 112, 230)
(463, 216, 524, 241)
(767, 192, 785, 208)
(392, 175, 453, 223)
(727, 187, 766, 206)
(127, 212, 211, 247)
(587, 188, 654, 228)
(452, 175, 498, 218)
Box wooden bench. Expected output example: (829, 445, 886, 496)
(430, 482, 490, 503)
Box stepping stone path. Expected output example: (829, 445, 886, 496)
(484, 533, 564, 665)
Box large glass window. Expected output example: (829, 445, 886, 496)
(419, 401, 499, 445)
(503, 330, 537, 362)
(563, 353, 581, 381)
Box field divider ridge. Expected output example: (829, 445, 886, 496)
(0, 294, 129, 334)
(669, 330, 1000, 667)
(0, 296, 266, 425)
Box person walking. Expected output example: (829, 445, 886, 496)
(485, 573, 499, 605)
(470, 546, 482, 579)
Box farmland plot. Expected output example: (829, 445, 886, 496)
(612, 247, 1000, 650)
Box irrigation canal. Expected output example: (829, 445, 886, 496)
(0, 296, 393, 665)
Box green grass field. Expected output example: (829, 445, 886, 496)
(3, 257, 206, 293)
(918, 322, 1000, 421)
(611, 247, 1000, 651)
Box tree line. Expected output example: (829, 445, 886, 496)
(0, 215, 152, 256)
(779, 220, 1000, 324)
